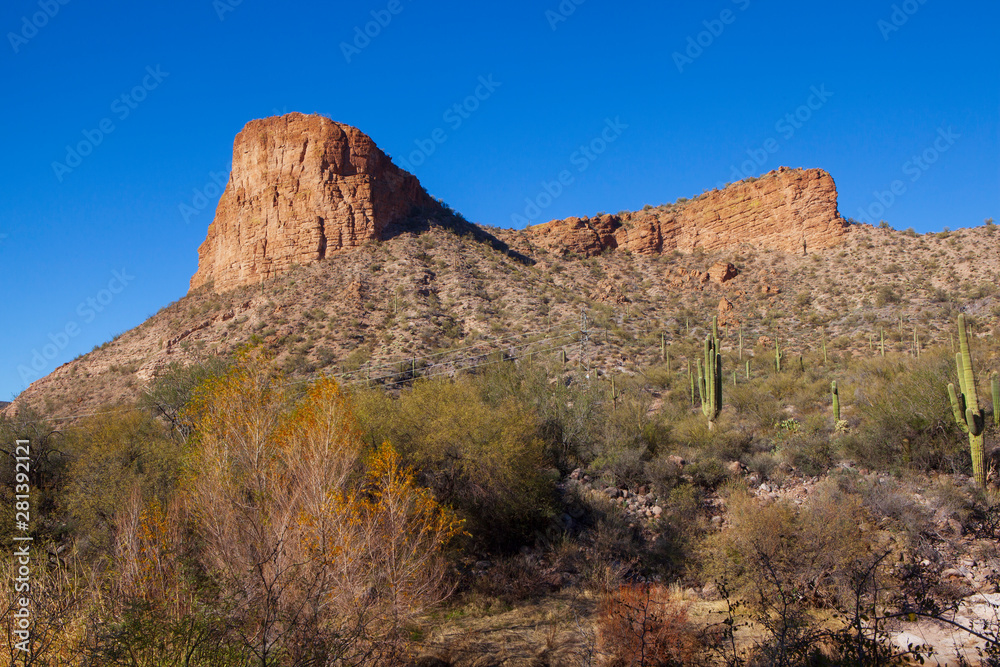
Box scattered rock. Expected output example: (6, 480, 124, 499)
(709, 262, 739, 284)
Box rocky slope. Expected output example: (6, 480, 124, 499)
(8, 113, 1000, 419)
(10, 220, 1000, 421)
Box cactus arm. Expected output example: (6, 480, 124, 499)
(971, 432, 986, 488)
(947, 315, 987, 486)
(958, 314, 980, 412)
(697, 358, 707, 415)
(992, 371, 999, 426)
(967, 407, 984, 437)
(949, 383, 970, 433)
(689, 364, 695, 404)
(714, 350, 722, 417)
(956, 353, 968, 397)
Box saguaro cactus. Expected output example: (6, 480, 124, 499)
(689, 362, 695, 405)
(698, 334, 722, 427)
(947, 314, 987, 487)
(831, 380, 841, 424)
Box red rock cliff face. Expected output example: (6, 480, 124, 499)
(524, 167, 848, 257)
(190, 113, 433, 293)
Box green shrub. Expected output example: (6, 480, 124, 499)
(844, 351, 965, 472)
(60, 410, 181, 554)
(352, 373, 556, 549)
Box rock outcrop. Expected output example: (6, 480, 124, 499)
(190, 114, 848, 294)
(190, 113, 434, 293)
(524, 167, 848, 257)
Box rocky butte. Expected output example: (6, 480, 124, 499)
(190, 113, 436, 294)
(190, 113, 849, 294)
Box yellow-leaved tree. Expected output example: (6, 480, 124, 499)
(171, 348, 462, 665)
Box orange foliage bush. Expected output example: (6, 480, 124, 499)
(597, 584, 701, 667)
(109, 348, 465, 664)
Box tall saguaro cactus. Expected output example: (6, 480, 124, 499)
(831, 380, 841, 424)
(947, 314, 987, 487)
(698, 334, 722, 427)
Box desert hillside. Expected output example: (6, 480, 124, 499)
(5, 114, 1000, 666)
(10, 115, 999, 421)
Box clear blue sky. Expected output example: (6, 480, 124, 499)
(2, 0, 998, 401)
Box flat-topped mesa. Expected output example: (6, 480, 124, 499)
(525, 167, 849, 257)
(190, 113, 435, 293)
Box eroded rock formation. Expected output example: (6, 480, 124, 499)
(190, 113, 434, 293)
(524, 167, 848, 257)
(190, 114, 848, 295)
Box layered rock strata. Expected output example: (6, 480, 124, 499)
(524, 167, 848, 257)
(190, 113, 434, 293)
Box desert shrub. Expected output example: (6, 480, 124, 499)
(591, 444, 649, 489)
(0, 407, 68, 541)
(0, 551, 93, 665)
(352, 372, 556, 549)
(60, 410, 181, 554)
(171, 350, 461, 664)
(670, 412, 715, 451)
(139, 356, 231, 437)
(704, 483, 873, 660)
(849, 475, 933, 538)
(464, 553, 552, 606)
(844, 351, 965, 472)
(686, 457, 729, 490)
(586, 389, 657, 487)
(643, 365, 673, 389)
(875, 285, 901, 306)
(597, 585, 701, 666)
(729, 383, 783, 431)
(775, 415, 835, 476)
(645, 453, 686, 496)
(744, 450, 779, 480)
(650, 483, 706, 568)
(589, 502, 643, 567)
